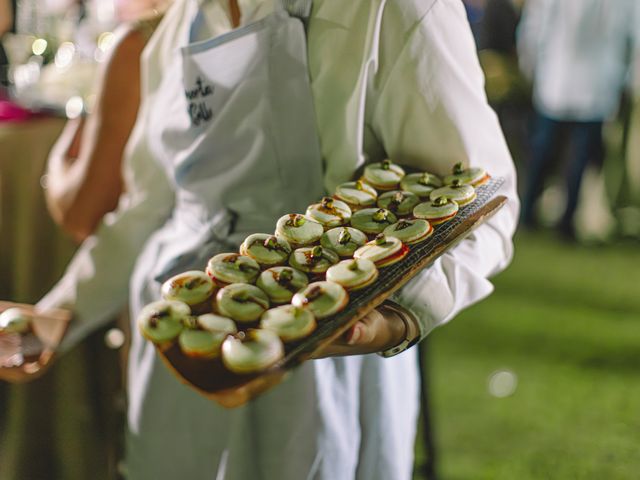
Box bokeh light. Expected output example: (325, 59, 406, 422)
(65, 96, 84, 119)
(31, 38, 48, 56)
(54, 42, 76, 70)
(105, 328, 126, 350)
(488, 369, 518, 398)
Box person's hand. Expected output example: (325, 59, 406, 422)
(314, 306, 408, 358)
(0, 360, 50, 383)
(0, 302, 71, 383)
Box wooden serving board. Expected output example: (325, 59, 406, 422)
(157, 178, 508, 407)
(0, 302, 72, 379)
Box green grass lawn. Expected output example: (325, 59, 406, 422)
(414, 231, 640, 480)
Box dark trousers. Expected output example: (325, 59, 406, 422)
(521, 112, 603, 233)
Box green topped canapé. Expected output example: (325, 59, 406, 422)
(351, 208, 398, 234)
(377, 190, 420, 216)
(320, 227, 368, 257)
(206, 253, 261, 285)
(354, 235, 404, 265)
(430, 181, 477, 206)
(217, 284, 270, 323)
(400, 172, 443, 198)
(161, 270, 215, 306)
(260, 304, 316, 342)
(275, 214, 324, 247)
(443, 162, 489, 187)
(334, 181, 378, 208)
(413, 196, 459, 225)
(138, 300, 190, 344)
(306, 197, 352, 228)
(291, 281, 348, 319)
(179, 329, 229, 359)
(240, 233, 292, 266)
(257, 266, 309, 304)
(221, 329, 284, 374)
(363, 160, 405, 190)
(384, 219, 433, 245)
(289, 246, 340, 274)
(326, 258, 379, 291)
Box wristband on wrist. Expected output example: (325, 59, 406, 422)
(376, 300, 422, 358)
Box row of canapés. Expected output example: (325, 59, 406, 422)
(135, 160, 489, 376)
(0, 161, 488, 375)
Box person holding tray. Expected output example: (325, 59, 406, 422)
(3, 0, 519, 478)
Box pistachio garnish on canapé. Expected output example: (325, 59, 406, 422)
(277, 268, 294, 285)
(375, 233, 388, 246)
(263, 236, 278, 249)
(395, 220, 413, 231)
(304, 285, 323, 302)
(453, 162, 465, 175)
(419, 173, 438, 186)
(388, 192, 405, 209)
(433, 195, 449, 207)
(348, 259, 361, 272)
(372, 209, 389, 223)
(287, 214, 307, 228)
(355, 180, 367, 191)
(381, 159, 392, 170)
(311, 246, 324, 260)
(238, 262, 259, 274)
(338, 229, 352, 245)
(321, 196, 334, 209)
(232, 291, 269, 309)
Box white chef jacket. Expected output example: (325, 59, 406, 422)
(41, 0, 518, 344)
(39, 0, 518, 477)
(517, 0, 640, 121)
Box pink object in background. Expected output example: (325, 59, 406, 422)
(0, 100, 42, 123)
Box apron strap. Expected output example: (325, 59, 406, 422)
(278, 0, 313, 21)
(189, 8, 206, 43)
(190, 0, 313, 43)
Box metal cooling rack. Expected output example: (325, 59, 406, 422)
(279, 176, 506, 366)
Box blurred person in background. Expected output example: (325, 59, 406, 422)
(478, 0, 522, 54)
(45, 10, 165, 242)
(518, 0, 640, 240)
(0, 3, 169, 480)
(462, 0, 486, 44)
(475, 0, 529, 167)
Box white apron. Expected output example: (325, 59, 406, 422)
(126, 1, 419, 478)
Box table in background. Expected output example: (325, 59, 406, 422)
(0, 117, 124, 480)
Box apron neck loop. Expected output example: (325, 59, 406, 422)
(189, 8, 206, 43)
(278, 0, 313, 21)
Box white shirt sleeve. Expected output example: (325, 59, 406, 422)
(37, 106, 175, 351)
(369, 0, 519, 340)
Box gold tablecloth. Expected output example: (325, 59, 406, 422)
(0, 117, 124, 480)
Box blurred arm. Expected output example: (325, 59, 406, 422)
(36, 16, 176, 354)
(45, 25, 148, 242)
(37, 118, 175, 353)
(370, 0, 519, 343)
